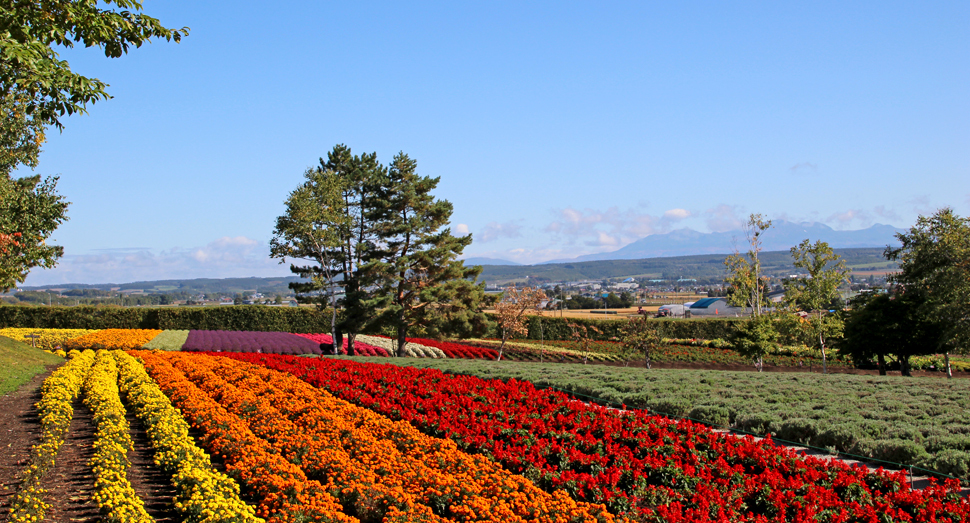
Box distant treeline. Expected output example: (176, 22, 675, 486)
(477, 248, 893, 284)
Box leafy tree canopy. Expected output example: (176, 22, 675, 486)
(839, 290, 943, 376)
(1, 1, 187, 289)
(1, 0, 189, 141)
(0, 173, 68, 291)
(886, 208, 970, 355)
(782, 239, 849, 373)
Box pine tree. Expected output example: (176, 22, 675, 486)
(369, 152, 485, 357)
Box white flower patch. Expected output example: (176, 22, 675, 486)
(356, 334, 446, 358)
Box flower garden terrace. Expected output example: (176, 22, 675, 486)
(0, 331, 967, 522)
(0, 331, 970, 521)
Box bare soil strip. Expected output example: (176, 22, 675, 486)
(124, 410, 180, 522)
(41, 400, 100, 523)
(1, 374, 182, 522)
(0, 369, 51, 515)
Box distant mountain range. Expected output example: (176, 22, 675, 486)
(17, 276, 301, 295)
(544, 221, 903, 263)
(462, 257, 522, 266)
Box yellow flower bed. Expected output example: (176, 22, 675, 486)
(114, 351, 263, 523)
(84, 350, 153, 522)
(0, 328, 98, 351)
(64, 329, 162, 350)
(8, 350, 95, 523)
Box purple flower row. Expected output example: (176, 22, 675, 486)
(181, 330, 321, 355)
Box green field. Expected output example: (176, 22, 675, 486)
(358, 357, 970, 481)
(141, 329, 190, 350)
(0, 335, 63, 395)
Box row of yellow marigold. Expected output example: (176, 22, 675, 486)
(84, 350, 155, 522)
(8, 350, 95, 522)
(0, 328, 98, 351)
(114, 350, 264, 523)
(0, 327, 163, 351)
(8, 348, 263, 523)
(136, 350, 625, 523)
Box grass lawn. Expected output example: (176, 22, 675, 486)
(0, 335, 64, 395)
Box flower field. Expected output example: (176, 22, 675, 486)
(63, 329, 163, 350)
(0, 327, 98, 351)
(356, 357, 970, 483)
(356, 334, 447, 358)
(7, 349, 260, 523)
(134, 350, 621, 523)
(0, 327, 876, 369)
(294, 333, 390, 356)
(223, 353, 970, 522)
(181, 330, 322, 355)
(407, 338, 499, 359)
(5, 347, 970, 522)
(462, 337, 854, 367)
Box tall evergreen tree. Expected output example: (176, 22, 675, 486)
(326, 146, 385, 355)
(270, 144, 384, 355)
(370, 152, 484, 356)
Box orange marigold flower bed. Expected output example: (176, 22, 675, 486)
(64, 329, 162, 350)
(133, 350, 354, 523)
(136, 350, 625, 523)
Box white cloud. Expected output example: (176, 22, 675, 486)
(478, 221, 523, 243)
(590, 231, 620, 247)
(454, 223, 470, 235)
(544, 206, 662, 246)
(826, 209, 872, 229)
(22, 236, 290, 286)
(704, 204, 744, 232)
(663, 208, 691, 220)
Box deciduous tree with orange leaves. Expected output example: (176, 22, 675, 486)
(495, 285, 546, 361)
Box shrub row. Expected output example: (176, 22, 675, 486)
(486, 314, 744, 341)
(1, 305, 743, 341)
(0, 305, 335, 333)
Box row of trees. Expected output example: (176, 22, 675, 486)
(721, 214, 849, 373)
(722, 209, 969, 377)
(473, 209, 968, 377)
(270, 145, 487, 356)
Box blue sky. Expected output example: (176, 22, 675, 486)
(17, 1, 970, 285)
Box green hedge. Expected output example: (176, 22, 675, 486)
(0, 305, 743, 340)
(485, 314, 743, 341)
(0, 305, 335, 332)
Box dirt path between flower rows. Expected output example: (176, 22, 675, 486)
(0, 368, 51, 516)
(0, 370, 180, 522)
